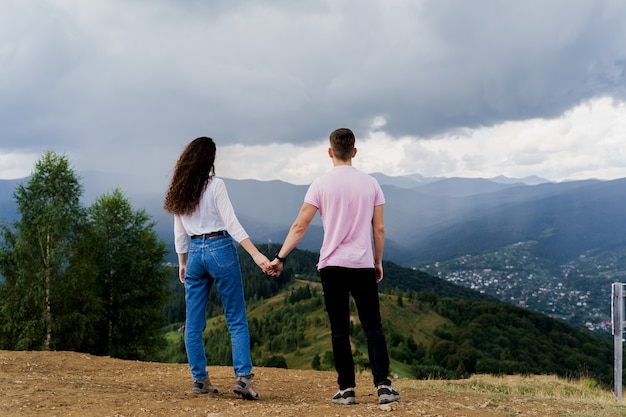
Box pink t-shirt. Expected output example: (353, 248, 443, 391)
(304, 165, 385, 270)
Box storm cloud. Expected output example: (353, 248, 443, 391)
(2, 0, 626, 184)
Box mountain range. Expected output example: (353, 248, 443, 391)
(1, 171, 625, 270)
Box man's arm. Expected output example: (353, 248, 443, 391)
(372, 204, 385, 283)
(270, 202, 318, 275)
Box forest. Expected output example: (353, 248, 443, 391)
(0, 152, 169, 359)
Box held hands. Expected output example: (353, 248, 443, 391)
(253, 253, 272, 275)
(267, 257, 283, 277)
(253, 252, 282, 277)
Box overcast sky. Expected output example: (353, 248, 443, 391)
(2, 0, 626, 189)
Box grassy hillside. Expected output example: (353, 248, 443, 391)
(161, 246, 617, 388)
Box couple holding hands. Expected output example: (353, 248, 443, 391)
(164, 128, 400, 405)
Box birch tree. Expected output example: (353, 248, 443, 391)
(0, 151, 96, 350)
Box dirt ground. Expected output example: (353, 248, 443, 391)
(1, 350, 625, 417)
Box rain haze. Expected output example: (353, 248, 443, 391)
(2, 0, 626, 190)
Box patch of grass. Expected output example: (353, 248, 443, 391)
(379, 294, 452, 346)
(383, 374, 626, 417)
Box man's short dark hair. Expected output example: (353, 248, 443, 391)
(329, 128, 355, 161)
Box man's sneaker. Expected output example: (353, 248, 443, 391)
(377, 385, 400, 404)
(332, 387, 356, 405)
(192, 378, 218, 394)
(233, 374, 259, 400)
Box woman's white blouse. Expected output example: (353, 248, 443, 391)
(174, 178, 248, 254)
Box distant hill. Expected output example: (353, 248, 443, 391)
(489, 174, 550, 185)
(370, 172, 550, 189)
(411, 177, 523, 197)
(371, 172, 442, 188)
(0, 178, 20, 226)
(2, 173, 625, 270)
(404, 178, 626, 266)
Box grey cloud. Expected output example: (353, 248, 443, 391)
(1, 0, 626, 162)
(370, 1, 626, 138)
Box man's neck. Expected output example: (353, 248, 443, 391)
(332, 158, 352, 167)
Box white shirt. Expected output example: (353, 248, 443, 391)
(174, 177, 248, 254)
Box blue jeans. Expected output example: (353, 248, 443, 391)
(184, 235, 253, 380)
(320, 266, 392, 390)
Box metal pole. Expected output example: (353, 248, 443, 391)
(613, 283, 623, 400)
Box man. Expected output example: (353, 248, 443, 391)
(269, 128, 400, 405)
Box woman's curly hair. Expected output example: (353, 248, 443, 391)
(164, 137, 216, 215)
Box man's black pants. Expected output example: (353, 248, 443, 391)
(320, 266, 392, 390)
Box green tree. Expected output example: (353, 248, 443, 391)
(311, 353, 321, 370)
(264, 355, 288, 369)
(322, 350, 334, 370)
(397, 292, 404, 307)
(0, 151, 97, 351)
(88, 188, 169, 360)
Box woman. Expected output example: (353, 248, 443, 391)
(164, 137, 270, 400)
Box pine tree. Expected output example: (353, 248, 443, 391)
(88, 188, 169, 360)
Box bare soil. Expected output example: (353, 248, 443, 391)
(1, 350, 624, 417)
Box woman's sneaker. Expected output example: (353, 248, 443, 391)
(332, 387, 356, 405)
(192, 378, 218, 394)
(377, 385, 400, 404)
(233, 374, 259, 400)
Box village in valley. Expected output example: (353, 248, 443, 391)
(420, 241, 624, 335)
